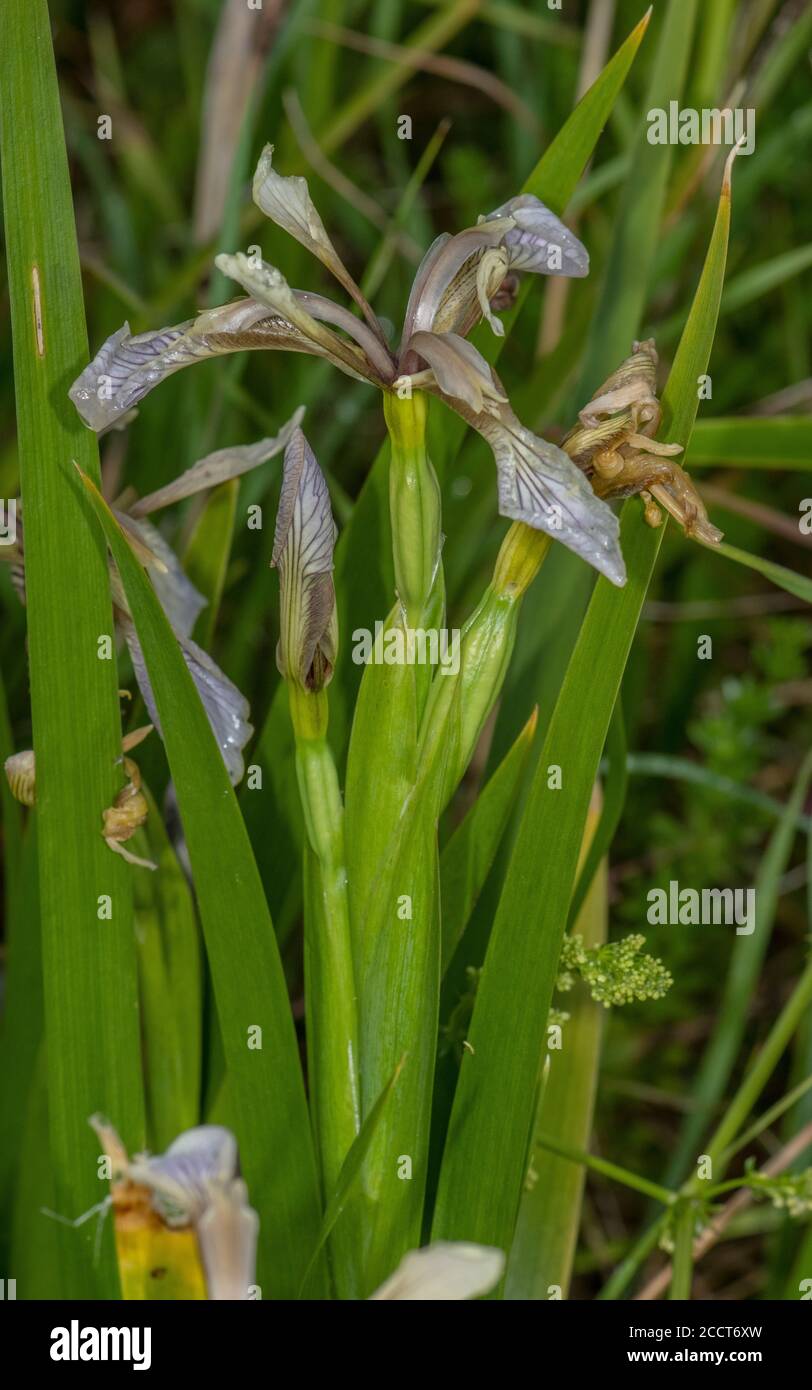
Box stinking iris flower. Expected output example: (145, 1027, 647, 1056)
(70, 144, 625, 586)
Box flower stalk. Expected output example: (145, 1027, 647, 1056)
(273, 431, 360, 1293)
(419, 522, 552, 807)
(289, 683, 360, 1190)
(383, 389, 443, 628)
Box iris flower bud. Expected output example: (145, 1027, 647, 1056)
(272, 428, 338, 696)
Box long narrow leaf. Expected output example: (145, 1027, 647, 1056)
(0, 0, 146, 1297)
(506, 796, 607, 1298)
(440, 707, 537, 973)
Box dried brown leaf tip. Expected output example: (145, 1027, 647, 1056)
(562, 339, 723, 546)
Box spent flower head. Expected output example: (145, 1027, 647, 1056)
(70, 142, 625, 586)
(563, 339, 723, 545)
(90, 1117, 258, 1301)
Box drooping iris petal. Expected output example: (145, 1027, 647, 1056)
(400, 197, 587, 352)
(405, 330, 507, 415)
(70, 302, 319, 433)
(400, 233, 452, 346)
(369, 1242, 505, 1301)
(252, 144, 336, 260)
(272, 428, 338, 692)
(129, 407, 305, 517)
(428, 382, 626, 587)
(484, 194, 589, 277)
(252, 143, 384, 339)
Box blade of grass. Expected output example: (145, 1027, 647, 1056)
(0, 824, 41, 1271)
(1, 0, 146, 1298)
(315, 0, 479, 155)
(568, 696, 627, 927)
(707, 540, 812, 605)
(10, 1046, 63, 1298)
(0, 661, 23, 920)
(505, 794, 608, 1298)
(353, 743, 450, 1296)
(686, 416, 812, 471)
(625, 752, 812, 831)
(133, 787, 203, 1148)
(669, 1203, 696, 1299)
(77, 471, 328, 1300)
(656, 244, 812, 345)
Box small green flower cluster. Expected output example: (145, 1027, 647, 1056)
(746, 1166, 812, 1218)
(556, 933, 673, 1008)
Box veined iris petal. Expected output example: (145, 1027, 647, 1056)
(484, 194, 589, 277)
(129, 407, 305, 517)
(71, 302, 312, 433)
(425, 381, 626, 586)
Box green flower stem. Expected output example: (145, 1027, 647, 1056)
(532, 1130, 676, 1207)
(598, 1212, 669, 1300)
(383, 389, 442, 628)
(720, 1073, 812, 1166)
(287, 683, 360, 1284)
(419, 523, 551, 805)
(669, 1200, 697, 1300)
